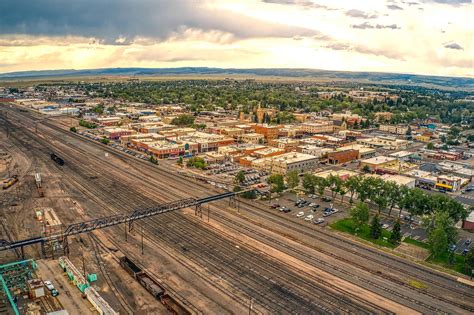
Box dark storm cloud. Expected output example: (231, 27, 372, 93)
(345, 9, 378, 19)
(352, 23, 400, 29)
(444, 42, 464, 50)
(0, 0, 321, 44)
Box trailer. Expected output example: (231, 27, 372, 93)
(50, 153, 64, 166)
(35, 173, 44, 197)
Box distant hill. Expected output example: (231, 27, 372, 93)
(1, 67, 473, 90)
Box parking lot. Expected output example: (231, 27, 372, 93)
(267, 191, 347, 227)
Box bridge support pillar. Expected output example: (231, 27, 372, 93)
(195, 204, 202, 219)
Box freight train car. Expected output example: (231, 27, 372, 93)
(50, 153, 65, 166)
(119, 256, 191, 313)
(161, 294, 192, 315)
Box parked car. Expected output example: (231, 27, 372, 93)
(43, 280, 59, 297)
(462, 248, 469, 256)
(381, 223, 389, 229)
(296, 211, 305, 218)
(270, 204, 280, 209)
(449, 244, 457, 252)
(313, 218, 325, 225)
(305, 214, 314, 221)
(465, 239, 472, 245)
(322, 196, 332, 202)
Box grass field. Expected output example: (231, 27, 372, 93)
(330, 218, 397, 249)
(331, 218, 472, 276)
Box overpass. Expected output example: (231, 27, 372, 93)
(0, 190, 247, 253)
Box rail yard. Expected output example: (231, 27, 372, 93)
(1, 105, 474, 314)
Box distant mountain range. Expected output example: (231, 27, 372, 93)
(1, 67, 473, 90)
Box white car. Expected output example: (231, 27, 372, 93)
(382, 223, 389, 229)
(313, 218, 325, 224)
(44, 280, 54, 291)
(296, 211, 305, 218)
(305, 214, 314, 221)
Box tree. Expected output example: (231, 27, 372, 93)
(385, 181, 401, 216)
(423, 211, 458, 247)
(171, 114, 195, 126)
(149, 155, 159, 165)
(177, 156, 183, 166)
(302, 173, 315, 194)
(428, 225, 449, 259)
(370, 215, 382, 239)
(350, 202, 370, 231)
(268, 174, 285, 193)
(69, 126, 77, 132)
(465, 248, 474, 277)
(345, 175, 361, 204)
(100, 137, 110, 145)
(314, 177, 328, 198)
(327, 174, 342, 199)
(389, 219, 402, 244)
(362, 165, 371, 173)
(235, 170, 246, 185)
(286, 170, 300, 190)
(426, 142, 435, 150)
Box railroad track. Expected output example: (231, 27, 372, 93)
(4, 108, 388, 312)
(3, 107, 474, 313)
(88, 234, 135, 315)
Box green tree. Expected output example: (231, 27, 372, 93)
(428, 225, 449, 259)
(100, 137, 110, 145)
(302, 173, 315, 194)
(268, 174, 285, 193)
(327, 174, 342, 199)
(314, 177, 328, 198)
(465, 248, 474, 277)
(186, 157, 206, 169)
(69, 126, 77, 132)
(362, 165, 371, 173)
(426, 142, 435, 150)
(345, 175, 361, 204)
(235, 170, 246, 185)
(149, 155, 159, 164)
(177, 156, 183, 166)
(389, 219, 402, 244)
(350, 202, 370, 231)
(171, 114, 195, 126)
(423, 211, 458, 249)
(286, 170, 300, 190)
(385, 181, 401, 216)
(370, 215, 382, 239)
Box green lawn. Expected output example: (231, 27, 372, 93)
(331, 219, 473, 276)
(402, 237, 471, 276)
(330, 218, 397, 249)
(403, 237, 430, 249)
(427, 253, 470, 275)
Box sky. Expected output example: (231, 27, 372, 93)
(0, 0, 472, 77)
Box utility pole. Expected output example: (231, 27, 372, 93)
(141, 223, 144, 255)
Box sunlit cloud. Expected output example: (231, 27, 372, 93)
(0, 0, 472, 77)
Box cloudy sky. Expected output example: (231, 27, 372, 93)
(0, 0, 472, 77)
